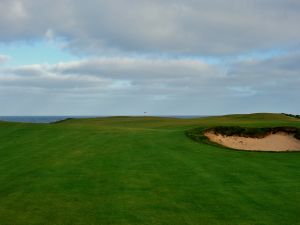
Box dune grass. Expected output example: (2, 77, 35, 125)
(0, 113, 299, 225)
(193, 126, 300, 139)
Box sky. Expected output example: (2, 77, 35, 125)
(0, 0, 299, 116)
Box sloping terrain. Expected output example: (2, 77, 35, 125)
(0, 113, 299, 225)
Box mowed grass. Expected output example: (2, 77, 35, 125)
(0, 113, 299, 225)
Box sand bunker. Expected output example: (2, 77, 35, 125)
(205, 131, 300, 152)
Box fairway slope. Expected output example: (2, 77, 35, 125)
(0, 113, 300, 225)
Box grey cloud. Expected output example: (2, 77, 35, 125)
(0, 0, 300, 55)
(0, 55, 10, 63)
(228, 53, 300, 95)
(0, 65, 106, 91)
(53, 58, 222, 80)
(1, 58, 222, 96)
(1, 53, 300, 115)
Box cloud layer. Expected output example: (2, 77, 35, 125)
(1, 53, 299, 115)
(1, 0, 300, 55)
(0, 0, 299, 115)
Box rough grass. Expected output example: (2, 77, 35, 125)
(282, 113, 300, 120)
(0, 113, 299, 225)
(200, 126, 300, 140)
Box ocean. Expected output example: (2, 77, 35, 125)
(0, 115, 208, 123)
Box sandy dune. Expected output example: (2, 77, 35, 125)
(205, 132, 300, 151)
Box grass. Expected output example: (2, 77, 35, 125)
(197, 126, 300, 139)
(0, 113, 299, 225)
(282, 113, 300, 120)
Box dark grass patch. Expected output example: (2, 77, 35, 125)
(282, 113, 300, 120)
(51, 118, 73, 124)
(186, 126, 300, 142)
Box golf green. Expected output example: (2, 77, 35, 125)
(0, 113, 299, 225)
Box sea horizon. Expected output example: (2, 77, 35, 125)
(0, 115, 212, 123)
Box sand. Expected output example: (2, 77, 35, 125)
(205, 131, 300, 152)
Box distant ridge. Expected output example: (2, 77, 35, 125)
(0, 115, 208, 123)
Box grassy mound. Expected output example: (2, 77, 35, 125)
(186, 126, 300, 146)
(282, 113, 300, 120)
(206, 126, 300, 140)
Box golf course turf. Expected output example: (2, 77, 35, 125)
(0, 113, 299, 225)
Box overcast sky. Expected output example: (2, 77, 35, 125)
(0, 0, 299, 115)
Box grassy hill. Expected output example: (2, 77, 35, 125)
(0, 113, 299, 225)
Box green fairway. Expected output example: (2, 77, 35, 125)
(0, 113, 299, 225)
